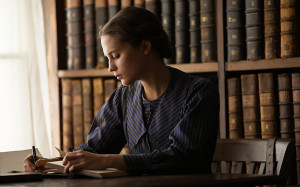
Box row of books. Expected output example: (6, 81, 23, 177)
(226, 0, 300, 61)
(61, 78, 120, 152)
(65, 0, 218, 70)
(227, 72, 300, 182)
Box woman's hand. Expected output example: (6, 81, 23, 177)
(23, 154, 49, 173)
(62, 150, 127, 174)
(62, 150, 104, 174)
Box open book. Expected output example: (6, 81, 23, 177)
(45, 161, 128, 179)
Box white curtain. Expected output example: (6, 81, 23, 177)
(0, 0, 52, 157)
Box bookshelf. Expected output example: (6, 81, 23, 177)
(45, 0, 300, 147)
(44, 0, 299, 183)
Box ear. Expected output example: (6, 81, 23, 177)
(140, 40, 151, 55)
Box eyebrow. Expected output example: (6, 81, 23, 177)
(106, 49, 118, 57)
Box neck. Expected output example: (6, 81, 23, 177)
(141, 60, 171, 101)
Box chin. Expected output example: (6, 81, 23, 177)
(121, 79, 135, 86)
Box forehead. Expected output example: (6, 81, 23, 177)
(100, 35, 121, 54)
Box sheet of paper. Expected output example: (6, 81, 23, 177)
(0, 149, 42, 173)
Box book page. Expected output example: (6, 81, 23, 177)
(45, 161, 128, 179)
(0, 149, 42, 173)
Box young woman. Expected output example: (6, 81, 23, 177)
(24, 7, 219, 175)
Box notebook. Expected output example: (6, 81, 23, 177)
(45, 161, 128, 179)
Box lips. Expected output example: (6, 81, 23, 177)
(115, 74, 122, 80)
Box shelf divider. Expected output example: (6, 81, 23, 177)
(57, 62, 219, 78)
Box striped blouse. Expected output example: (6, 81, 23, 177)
(78, 67, 220, 175)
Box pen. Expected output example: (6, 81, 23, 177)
(32, 146, 37, 164)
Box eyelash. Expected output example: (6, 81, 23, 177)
(112, 55, 120, 59)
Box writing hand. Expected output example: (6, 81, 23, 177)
(24, 154, 62, 173)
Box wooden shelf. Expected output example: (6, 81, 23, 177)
(57, 62, 219, 78)
(169, 62, 218, 73)
(226, 57, 300, 72)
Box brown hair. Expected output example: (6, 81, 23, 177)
(99, 7, 172, 59)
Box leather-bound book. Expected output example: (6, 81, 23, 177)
(93, 78, 105, 116)
(227, 77, 243, 139)
(161, 0, 175, 64)
(241, 74, 261, 139)
(277, 73, 294, 138)
(297, 1, 300, 57)
(82, 78, 93, 143)
(95, 0, 108, 69)
(104, 79, 117, 102)
(72, 79, 84, 148)
(258, 73, 278, 139)
(245, 0, 264, 60)
(83, 0, 96, 69)
(145, 0, 160, 19)
(174, 0, 189, 64)
(134, 0, 145, 8)
(62, 79, 73, 152)
(280, 0, 296, 58)
(108, 0, 120, 20)
(264, 0, 280, 59)
(200, 0, 216, 62)
(121, 0, 132, 9)
(292, 73, 300, 185)
(188, 0, 200, 63)
(226, 0, 245, 61)
(65, 0, 85, 69)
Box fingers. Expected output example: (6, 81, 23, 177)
(62, 150, 84, 165)
(64, 159, 84, 174)
(35, 159, 48, 168)
(24, 154, 49, 173)
(24, 154, 36, 172)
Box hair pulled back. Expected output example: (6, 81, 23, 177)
(99, 7, 172, 59)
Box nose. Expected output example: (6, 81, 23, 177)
(108, 59, 117, 72)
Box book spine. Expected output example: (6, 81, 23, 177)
(226, 0, 245, 62)
(82, 78, 93, 143)
(145, 0, 160, 19)
(93, 78, 104, 116)
(277, 73, 294, 138)
(245, 0, 264, 60)
(292, 73, 300, 185)
(104, 79, 117, 102)
(258, 73, 278, 139)
(72, 79, 84, 148)
(84, 0, 96, 69)
(95, 0, 108, 69)
(121, 0, 133, 9)
(241, 74, 261, 139)
(297, 1, 300, 57)
(65, 0, 85, 69)
(188, 0, 200, 63)
(62, 79, 73, 152)
(227, 77, 243, 139)
(200, 0, 216, 62)
(174, 0, 189, 64)
(134, 0, 145, 8)
(161, 0, 175, 64)
(264, 0, 280, 59)
(280, 0, 297, 58)
(108, 0, 120, 20)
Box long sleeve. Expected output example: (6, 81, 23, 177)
(77, 88, 127, 154)
(123, 80, 220, 174)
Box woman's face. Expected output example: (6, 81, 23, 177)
(101, 34, 146, 86)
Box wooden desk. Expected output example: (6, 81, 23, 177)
(1, 173, 285, 187)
